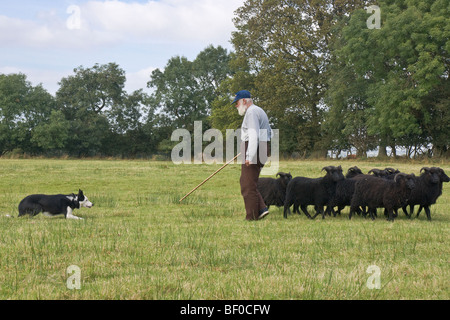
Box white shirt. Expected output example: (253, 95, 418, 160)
(241, 104, 272, 164)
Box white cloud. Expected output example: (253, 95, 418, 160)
(0, 15, 52, 47)
(126, 66, 157, 93)
(0, 0, 243, 49)
(0, 66, 69, 94)
(83, 0, 241, 43)
(0, 0, 244, 95)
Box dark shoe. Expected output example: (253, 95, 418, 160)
(258, 207, 270, 220)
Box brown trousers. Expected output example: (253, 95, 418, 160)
(240, 141, 270, 220)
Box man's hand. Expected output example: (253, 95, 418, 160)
(245, 160, 251, 167)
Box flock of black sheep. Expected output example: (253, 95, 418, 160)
(257, 166, 449, 222)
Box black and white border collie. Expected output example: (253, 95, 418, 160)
(18, 189, 93, 220)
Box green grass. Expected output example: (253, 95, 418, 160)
(0, 159, 448, 300)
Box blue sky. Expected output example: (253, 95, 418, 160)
(0, 0, 244, 94)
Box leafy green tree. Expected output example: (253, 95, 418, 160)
(56, 63, 150, 156)
(57, 63, 126, 117)
(0, 73, 54, 155)
(148, 45, 232, 132)
(31, 110, 70, 151)
(210, 52, 256, 134)
(330, 0, 449, 157)
(228, 0, 370, 156)
(148, 56, 200, 131)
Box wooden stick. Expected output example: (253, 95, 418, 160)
(179, 153, 241, 203)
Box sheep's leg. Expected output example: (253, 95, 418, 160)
(424, 206, 432, 221)
(401, 206, 410, 218)
(327, 206, 337, 217)
(393, 209, 399, 218)
(356, 207, 363, 216)
(361, 206, 368, 218)
(386, 208, 395, 222)
(408, 204, 415, 217)
(311, 206, 323, 220)
(319, 205, 328, 219)
(416, 206, 423, 218)
(301, 205, 313, 219)
(368, 208, 376, 221)
(283, 204, 291, 219)
(349, 206, 356, 220)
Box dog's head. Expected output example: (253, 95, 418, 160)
(77, 189, 94, 208)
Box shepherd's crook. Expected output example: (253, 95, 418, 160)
(179, 153, 241, 203)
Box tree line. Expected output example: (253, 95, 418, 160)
(1, 0, 448, 159)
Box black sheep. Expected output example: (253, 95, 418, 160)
(402, 167, 449, 221)
(284, 166, 345, 219)
(369, 168, 400, 180)
(257, 172, 292, 210)
(329, 166, 365, 216)
(350, 173, 416, 222)
(384, 168, 401, 179)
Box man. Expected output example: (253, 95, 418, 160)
(232, 90, 272, 221)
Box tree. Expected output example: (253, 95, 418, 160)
(329, 0, 449, 157)
(0, 73, 54, 155)
(229, 0, 370, 156)
(148, 45, 232, 132)
(56, 63, 149, 156)
(31, 110, 70, 151)
(210, 52, 256, 135)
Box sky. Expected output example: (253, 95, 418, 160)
(0, 0, 245, 95)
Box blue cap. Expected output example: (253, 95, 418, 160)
(231, 90, 251, 104)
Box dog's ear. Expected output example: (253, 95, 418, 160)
(78, 189, 85, 201)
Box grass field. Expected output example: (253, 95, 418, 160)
(0, 158, 448, 300)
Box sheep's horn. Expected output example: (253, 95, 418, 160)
(420, 167, 431, 174)
(348, 166, 360, 173)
